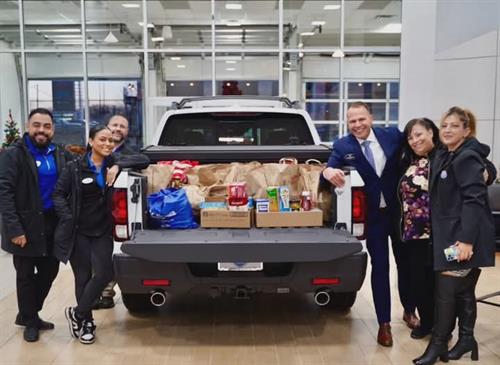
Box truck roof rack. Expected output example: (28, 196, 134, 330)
(171, 96, 301, 110)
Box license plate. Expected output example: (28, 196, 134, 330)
(217, 262, 263, 271)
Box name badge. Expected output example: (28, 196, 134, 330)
(36, 160, 41, 167)
(82, 177, 94, 184)
(440, 170, 448, 179)
(344, 153, 355, 161)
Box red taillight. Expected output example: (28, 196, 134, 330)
(352, 187, 367, 240)
(112, 189, 128, 241)
(312, 277, 341, 285)
(352, 188, 366, 223)
(142, 279, 171, 287)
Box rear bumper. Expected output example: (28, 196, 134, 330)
(113, 251, 367, 295)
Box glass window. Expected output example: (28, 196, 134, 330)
(85, 0, 143, 49)
(215, 53, 279, 96)
(315, 123, 339, 143)
(149, 53, 213, 97)
(390, 82, 399, 99)
(0, 0, 20, 49)
(284, 0, 341, 48)
(347, 82, 387, 99)
(306, 102, 339, 121)
(0, 53, 23, 134)
(87, 53, 144, 149)
(147, 0, 212, 49)
(23, 1, 82, 49)
(26, 53, 85, 145)
(344, 0, 402, 47)
(305, 82, 340, 99)
(389, 102, 399, 121)
(215, 0, 278, 49)
(159, 112, 314, 146)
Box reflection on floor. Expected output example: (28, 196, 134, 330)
(0, 251, 499, 365)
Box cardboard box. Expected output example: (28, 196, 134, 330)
(201, 209, 251, 228)
(255, 209, 323, 228)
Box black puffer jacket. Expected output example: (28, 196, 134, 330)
(0, 136, 74, 257)
(52, 152, 149, 263)
(430, 137, 496, 271)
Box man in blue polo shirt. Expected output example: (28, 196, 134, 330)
(0, 108, 74, 342)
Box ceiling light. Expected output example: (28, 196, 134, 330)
(41, 28, 81, 33)
(46, 35, 82, 39)
(177, 64, 186, 68)
(170, 83, 175, 86)
(298, 52, 304, 58)
(226, 68, 236, 71)
(324, 5, 341, 10)
(103, 31, 119, 43)
(375, 23, 402, 34)
(122, 3, 140, 8)
(226, 20, 242, 27)
(226, 82, 231, 86)
(245, 83, 251, 86)
(377, 83, 381, 86)
(189, 82, 194, 86)
(151, 37, 164, 42)
(311, 21, 326, 26)
(170, 56, 182, 61)
(300, 32, 315, 36)
(331, 49, 345, 58)
(138, 22, 155, 28)
(225, 60, 237, 64)
(358, 83, 363, 87)
(225, 3, 242, 10)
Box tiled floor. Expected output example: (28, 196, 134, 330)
(0, 250, 499, 365)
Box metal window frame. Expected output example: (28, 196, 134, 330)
(1, 0, 402, 145)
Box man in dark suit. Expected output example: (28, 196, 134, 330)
(0, 108, 74, 342)
(323, 102, 417, 346)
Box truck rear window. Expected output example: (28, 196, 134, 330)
(158, 112, 314, 146)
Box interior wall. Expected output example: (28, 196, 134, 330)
(400, 0, 500, 166)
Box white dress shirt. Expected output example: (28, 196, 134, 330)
(356, 129, 387, 207)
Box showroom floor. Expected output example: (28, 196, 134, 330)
(0, 251, 499, 365)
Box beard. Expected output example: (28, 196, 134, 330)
(29, 132, 52, 148)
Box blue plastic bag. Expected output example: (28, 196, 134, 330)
(148, 188, 198, 229)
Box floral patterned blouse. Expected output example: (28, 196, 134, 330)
(400, 157, 431, 241)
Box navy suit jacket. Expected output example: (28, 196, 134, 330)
(326, 127, 403, 217)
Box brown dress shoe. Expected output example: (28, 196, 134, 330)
(403, 312, 420, 329)
(377, 323, 393, 347)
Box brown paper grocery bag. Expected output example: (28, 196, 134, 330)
(141, 164, 174, 193)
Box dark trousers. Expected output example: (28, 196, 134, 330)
(366, 208, 415, 324)
(70, 233, 114, 320)
(407, 239, 435, 330)
(13, 210, 59, 327)
(433, 269, 481, 341)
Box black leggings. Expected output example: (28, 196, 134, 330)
(70, 233, 114, 320)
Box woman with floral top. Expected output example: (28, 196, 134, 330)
(399, 118, 441, 340)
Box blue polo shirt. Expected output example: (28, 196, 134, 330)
(25, 135, 58, 211)
(87, 153, 106, 189)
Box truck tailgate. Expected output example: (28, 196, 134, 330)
(121, 228, 362, 263)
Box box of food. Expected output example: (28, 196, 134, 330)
(201, 209, 251, 228)
(255, 209, 323, 228)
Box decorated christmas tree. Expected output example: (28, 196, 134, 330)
(2, 109, 20, 148)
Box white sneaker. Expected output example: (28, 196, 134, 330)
(64, 307, 82, 339)
(79, 320, 96, 344)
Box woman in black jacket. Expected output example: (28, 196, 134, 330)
(52, 125, 148, 345)
(414, 107, 496, 365)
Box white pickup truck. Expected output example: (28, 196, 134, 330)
(112, 96, 367, 312)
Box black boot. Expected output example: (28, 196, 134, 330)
(413, 337, 449, 365)
(414, 273, 458, 365)
(448, 269, 480, 361)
